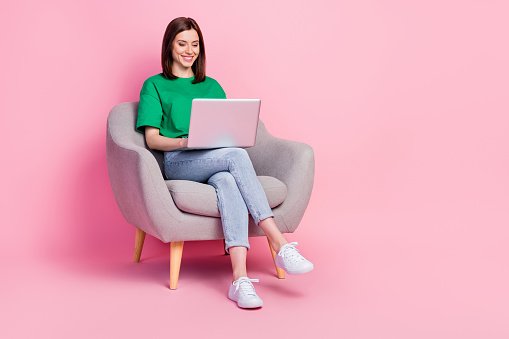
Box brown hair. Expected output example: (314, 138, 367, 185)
(161, 17, 206, 84)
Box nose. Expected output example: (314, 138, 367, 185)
(186, 44, 192, 55)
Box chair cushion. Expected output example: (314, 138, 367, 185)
(165, 176, 287, 217)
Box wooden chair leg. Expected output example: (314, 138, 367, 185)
(134, 228, 146, 263)
(170, 241, 185, 290)
(267, 238, 285, 279)
(223, 239, 229, 255)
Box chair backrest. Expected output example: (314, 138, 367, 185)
(106, 101, 272, 178)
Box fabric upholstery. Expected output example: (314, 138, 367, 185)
(165, 176, 287, 217)
(106, 101, 314, 243)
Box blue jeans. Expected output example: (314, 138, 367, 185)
(164, 147, 274, 253)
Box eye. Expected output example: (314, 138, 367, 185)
(179, 43, 185, 47)
(193, 44, 199, 48)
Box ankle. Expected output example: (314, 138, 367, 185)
(233, 272, 248, 282)
(272, 240, 288, 254)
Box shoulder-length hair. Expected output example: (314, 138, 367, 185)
(161, 17, 206, 84)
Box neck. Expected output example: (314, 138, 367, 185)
(171, 64, 194, 78)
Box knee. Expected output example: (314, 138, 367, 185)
(207, 171, 236, 187)
(226, 148, 250, 165)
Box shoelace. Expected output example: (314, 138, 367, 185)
(233, 278, 259, 296)
(279, 242, 305, 263)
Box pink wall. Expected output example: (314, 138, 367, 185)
(2, 0, 508, 338)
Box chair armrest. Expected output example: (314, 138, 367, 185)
(247, 135, 315, 232)
(106, 129, 183, 242)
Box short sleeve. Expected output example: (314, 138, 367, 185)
(136, 80, 163, 134)
(214, 79, 227, 99)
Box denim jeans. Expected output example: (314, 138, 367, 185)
(164, 147, 274, 253)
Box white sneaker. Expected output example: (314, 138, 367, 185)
(275, 242, 314, 275)
(228, 277, 263, 309)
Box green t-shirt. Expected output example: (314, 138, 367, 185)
(136, 73, 227, 138)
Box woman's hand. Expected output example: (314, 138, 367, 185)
(179, 138, 188, 148)
(144, 126, 188, 151)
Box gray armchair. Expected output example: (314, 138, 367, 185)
(106, 102, 314, 289)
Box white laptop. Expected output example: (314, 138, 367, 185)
(175, 99, 261, 150)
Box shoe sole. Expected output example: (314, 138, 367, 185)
(285, 264, 314, 275)
(275, 258, 314, 275)
(228, 292, 263, 309)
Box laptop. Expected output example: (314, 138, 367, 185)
(174, 99, 261, 151)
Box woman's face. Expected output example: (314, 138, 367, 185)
(171, 29, 200, 72)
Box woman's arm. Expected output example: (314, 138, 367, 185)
(144, 126, 188, 151)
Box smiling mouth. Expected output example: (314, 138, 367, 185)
(182, 55, 194, 61)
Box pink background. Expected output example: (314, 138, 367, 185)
(2, 0, 508, 337)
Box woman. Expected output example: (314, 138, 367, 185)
(136, 17, 313, 309)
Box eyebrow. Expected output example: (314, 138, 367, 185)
(177, 40, 199, 43)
